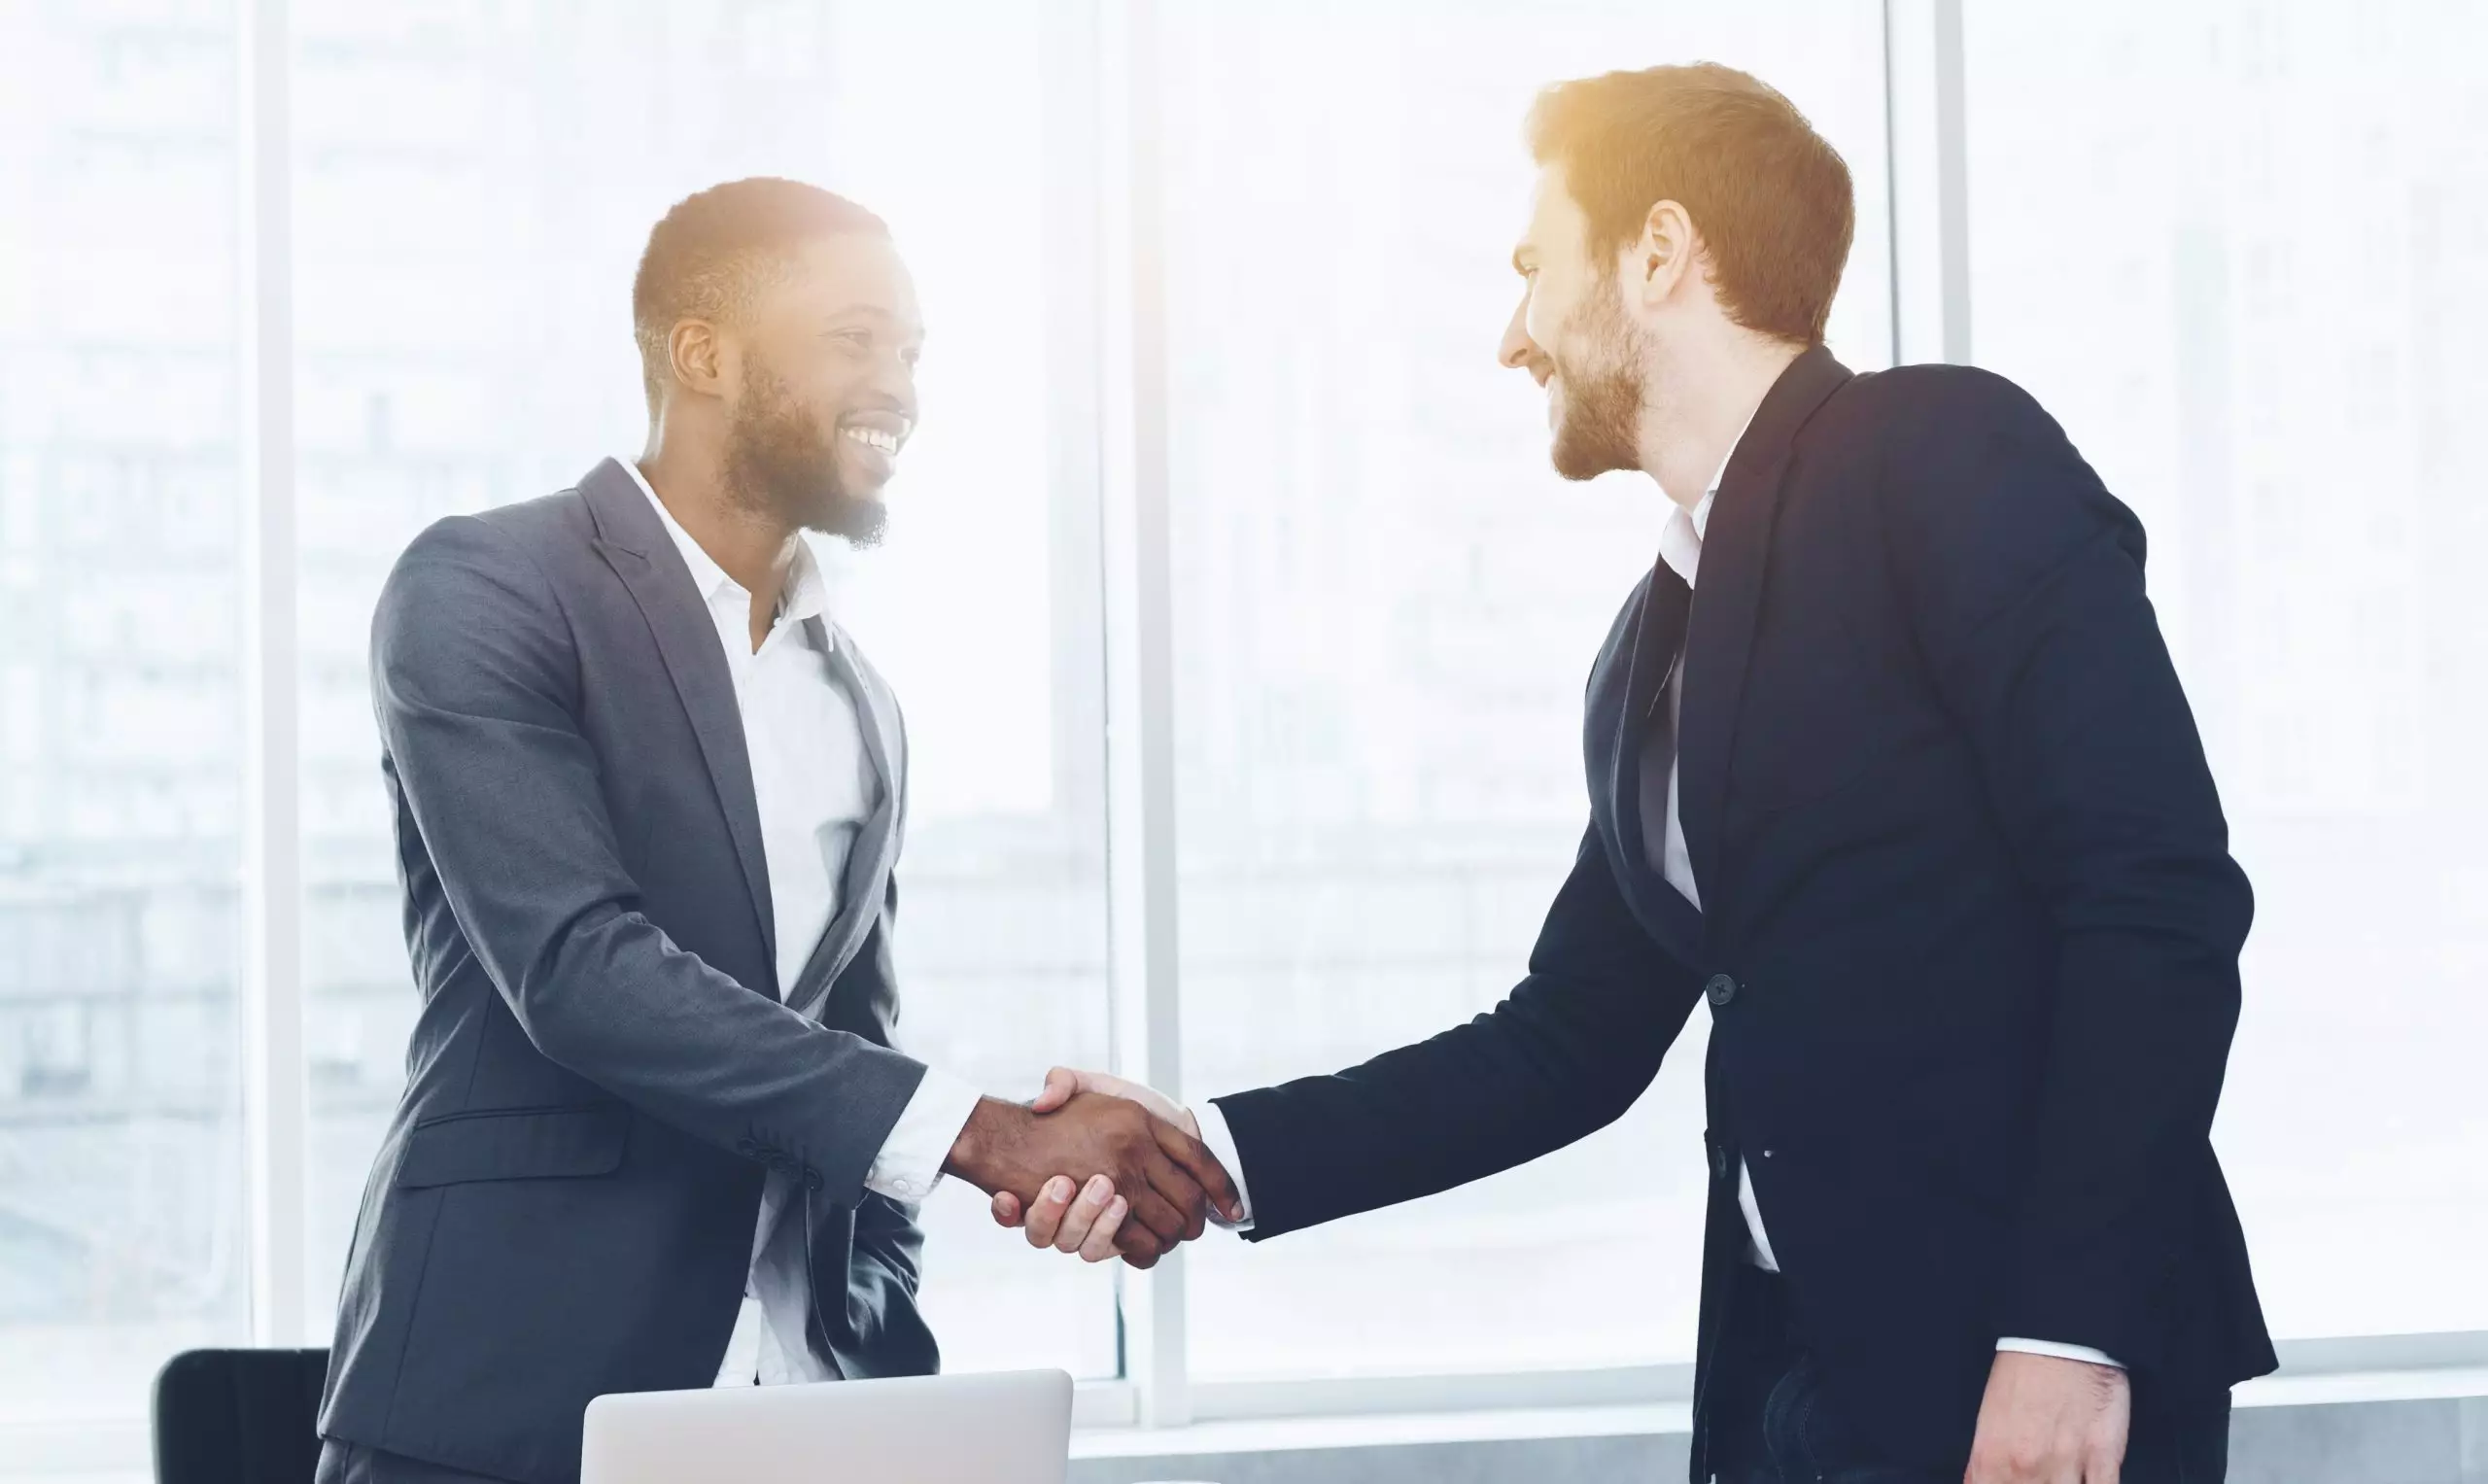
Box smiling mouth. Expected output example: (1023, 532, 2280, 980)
(842, 425, 903, 456)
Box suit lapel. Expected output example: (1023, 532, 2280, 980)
(784, 619, 905, 1021)
(1676, 347, 1852, 913)
(580, 459, 779, 991)
(1607, 565, 1704, 961)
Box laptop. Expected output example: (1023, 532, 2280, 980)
(580, 1368, 1074, 1484)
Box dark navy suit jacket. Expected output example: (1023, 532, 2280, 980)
(1212, 349, 2276, 1474)
(318, 460, 938, 1484)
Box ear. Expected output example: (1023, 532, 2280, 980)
(666, 319, 731, 400)
(1630, 199, 1698, 311)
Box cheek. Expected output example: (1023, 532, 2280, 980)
(788, 365, 861, 424)
(767, 342, 849, 398)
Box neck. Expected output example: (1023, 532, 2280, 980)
(638, 436, 803, 649)
(1637, 332, 1807, 511)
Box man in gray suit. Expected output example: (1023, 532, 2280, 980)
(314, 178, 1238, 1484)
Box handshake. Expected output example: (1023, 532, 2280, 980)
(941, 1070, 1233, 1268)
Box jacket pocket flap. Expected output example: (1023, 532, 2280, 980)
(397, 1104, 629, 1190)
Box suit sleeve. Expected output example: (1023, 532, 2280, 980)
(852, 1192, 927, 1297)
(1877, 370, 2254, 1372)
(371, 514, 929, 1208)
(1208, 824, 1702, 1241)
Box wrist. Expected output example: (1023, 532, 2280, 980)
(943, 1095, 1029, 1192)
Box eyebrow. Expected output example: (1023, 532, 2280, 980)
(823, 304, 925, 338)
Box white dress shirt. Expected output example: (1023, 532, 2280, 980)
(1194, 427, 2118, 1369)
(615, 461, 981, 1386)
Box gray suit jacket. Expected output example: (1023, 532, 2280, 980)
(319, 459, 938, 1484)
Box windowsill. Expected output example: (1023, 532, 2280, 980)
(1073, 1401, 1693, 1460)
(2233, 1363, 2488, 1410)
(1070, 1363, 2488, 1462)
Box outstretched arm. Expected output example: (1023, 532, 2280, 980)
(996, 824, 1699, 1255)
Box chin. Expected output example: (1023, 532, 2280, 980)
(1548, 429, 1623, 483)
(812, 494, 889, 547)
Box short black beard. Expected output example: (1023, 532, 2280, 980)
(722, 356, 888, 546)
(1548, 273, 1646, 482)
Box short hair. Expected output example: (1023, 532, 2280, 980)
(1526, 64, 1853, 345)
(631, 178, 890, 408)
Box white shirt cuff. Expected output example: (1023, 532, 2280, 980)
(1997, 1337, 2124, 1369)
(861, 1066, 982, 1203)
(1192, 1098, 1256, 1232)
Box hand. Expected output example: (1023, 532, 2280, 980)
(1964, 1350, 2130, 1483)
(989, 1069, 1220, 1266)
(943, 1091, 1237, 1267)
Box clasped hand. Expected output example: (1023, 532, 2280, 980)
(945, 1071, 1236, 1268)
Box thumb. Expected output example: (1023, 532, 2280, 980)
(1030, 1066, 1081, 1113)
(991, 1190, 1025, 1228)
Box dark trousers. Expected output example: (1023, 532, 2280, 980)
(1706, 1266, 2231, 1484)
(316, 1439, 515, 1484)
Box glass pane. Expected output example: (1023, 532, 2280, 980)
(294, 0, 1116, 1377)
(1160, 1, 1893, 1380)
(0, 0, 249, 1430)
(1964, 0, 2488, 1339)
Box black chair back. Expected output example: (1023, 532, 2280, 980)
(152, 1348, 330, 1484)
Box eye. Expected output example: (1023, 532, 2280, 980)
(830, 328, 873, 353)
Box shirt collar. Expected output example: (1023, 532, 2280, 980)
(618, 458, 830, 628)
(1654, 412, 1757, 592)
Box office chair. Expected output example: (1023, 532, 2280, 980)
(153, 1348, 329, 1484)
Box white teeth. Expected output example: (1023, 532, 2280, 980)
(843, 427, 899, 456)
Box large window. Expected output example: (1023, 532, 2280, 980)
(1962, 0, 2488, 1340)
(6, 1, 2486, 1474)
(1156, 0, 1893, 1380)
(0, 0, 250, 1434)
(288, 0, 1120, 1378)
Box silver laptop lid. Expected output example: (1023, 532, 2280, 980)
(581, 1368, 1073, 1484)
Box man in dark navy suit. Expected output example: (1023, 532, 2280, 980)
(998, 64, 2274, 1483)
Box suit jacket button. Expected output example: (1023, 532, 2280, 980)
(1709, 1144, 1730, 1181)
(1705, 974, 1740, 1007)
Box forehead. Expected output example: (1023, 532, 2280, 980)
(1522, 159, 1587, 248)
(752, 231, 922, 329)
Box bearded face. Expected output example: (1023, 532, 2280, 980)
(722, 349, 892, 546)
(1545, 268, 1648, 483)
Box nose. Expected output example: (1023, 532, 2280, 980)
(872, 355, 919, 423)
(1499, 295, 1547, 383)
(1498, 297, 1531, 368)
